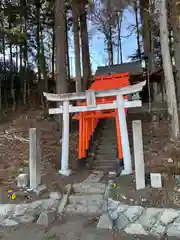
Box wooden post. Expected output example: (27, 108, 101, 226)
(117, 94, 132, 175)
(59, 100, 71, 176)
(29, 128, 41, 189)
(132, 120, 145, 190)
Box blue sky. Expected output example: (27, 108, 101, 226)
(69, 7, 138, 76)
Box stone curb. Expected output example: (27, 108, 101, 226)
(97, 196, 180, 238)
(58, 184, 72, 214)
(0, 198, 59, 226)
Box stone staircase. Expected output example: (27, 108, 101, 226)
(64, 171, 107, 216)
(93, 119, 118, 172)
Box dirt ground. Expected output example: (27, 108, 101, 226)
(0, 109, 180, 207)
(110, 113, 180, 208)
(0, 109, 90, 203)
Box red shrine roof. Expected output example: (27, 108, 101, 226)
(88, 72, 129, 91)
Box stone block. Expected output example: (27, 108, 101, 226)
(97, 214, 113, 229)
(33, 184, 46, 196)
(36, 211, 56, 227)
(132, 120, 145, 190)
(109, 171, 116, 179)
(49, 192, 62, 200)
(150, 173, 162, 188)
(16, 173, 28, 188)
(58, 194, 68, 214)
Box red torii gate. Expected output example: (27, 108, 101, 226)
(73, 72, 130, 162)
(43, 79, 146, 176)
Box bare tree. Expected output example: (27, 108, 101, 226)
(89, 0, 128, 66)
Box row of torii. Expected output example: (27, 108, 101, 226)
(43, 80, 146, 176)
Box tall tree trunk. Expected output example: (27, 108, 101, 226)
(170, 0, 180, 104)
(107, 26, 113, 66)
(9, 21, 16, 112)
(117, 12, 123, 64)
(36, 1, 41, 82)
(52, 17, 55, 84)
(134, 0, 141, 62)
(55, 0, 68, 139)
(65, 11, 70, 82)
(160, 0, 179, 139)
(72, 0, 82, 93)
(0, 10, 5, 111)
(23, 5, 28, 106)
(80, 3, 91, 90)
(140, 0, 153, 70)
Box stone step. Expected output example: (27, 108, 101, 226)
(65, 203, 103, 215)
(68, 194, 104, 205)
(95, 151, 117, 156)
(97, 142, 117, 147)
(99, 138, 117, 142)
(72, 183, 106, 194)
(94, 165, 115, 171)
(95, 153, 117, 160)
(99, 137, 117, 141)
(96, 149, 117, 154)
(95, 161, 116, 167)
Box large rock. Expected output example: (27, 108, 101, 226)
(150, 221, 166, 238)
(97, 214, 113, 229)
(15, 214, 35, 224)
(0, 204, 15, 218)
(124, 223, 148, 235)
(109, 204, 127, 220)
(0, 219, 18, 226)
(107, 198, 120, 212)
(72, 183, 106, 194)
(115, 213, 129, 230)
(14, 204, 29, 216)
(138, 208, 164, 229)
(124, 206, 144, 222)
(160, 209, 179, 225)
(36, 211, 56, 227)
(167, 216, 180, 237)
